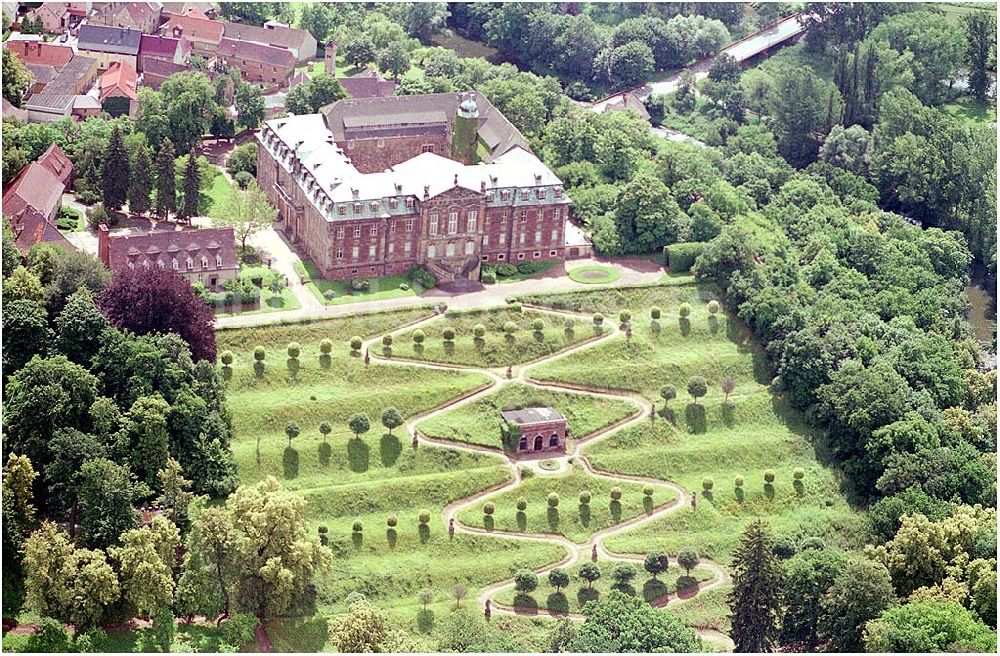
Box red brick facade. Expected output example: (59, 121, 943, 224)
(502, 408, 569, 456)
(343, 133, 450, 175)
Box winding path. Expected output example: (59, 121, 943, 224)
(360, 307, 734, 651)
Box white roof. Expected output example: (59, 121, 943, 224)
(261, 114, 565, 216)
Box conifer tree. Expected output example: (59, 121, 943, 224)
(101, 126, 130, 211)
(155, 138, 176, 219)
(179, 152, 201, 222)
(128, 143, 153, 216)
(728, 520, 783, 652)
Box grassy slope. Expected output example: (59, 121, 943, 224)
(457, 465, 676, 543)
(219, 310, 565, 647)
(524, 284, 866, 567)
(387, 306, 599, 367)
(417, 382, 637, 449)
(494, 561, 716, 615)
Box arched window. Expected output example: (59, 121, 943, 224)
(201, 257, 208, 269)
(518, 437, 527, 451)
(533, 435, 543, 450)
(216, 255, 223, 267)
(185, 258, 193, 270)
(549, 435, 559, 447)
(172, 259, 179, 270)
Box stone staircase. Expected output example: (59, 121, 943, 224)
(427, 256, 481, 283)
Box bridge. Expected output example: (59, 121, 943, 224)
(589, 13, 807, 113)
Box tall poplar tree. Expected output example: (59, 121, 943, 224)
(101, 126, 130, 212)
(728, 520, 783, 652)
(963, 11, 996, 103)
(128, 143, 153, 216)
(179, 153, 201, 222)
(155, 138, 177, 219)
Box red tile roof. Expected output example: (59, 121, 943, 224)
(4, 40, 75, 67)
(221, 20, 314, 52)
(339, 69, 397, 99)
(1, 162, 65, 219)
(218, 37, 295, 68)
(105, 226, 238, 273)
(140, 34, 188, 59)
(36, 143, 74, 186)
(160, 11, 223, 45)
(6, 206, 76, 254)
(100, 60, 138, 101)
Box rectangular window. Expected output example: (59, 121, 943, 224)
(551, 228, 559, 241)
(466, 211, 477, 232)
(519, 233, 525, 245)
(353, 202, 362, 214)
(389, 222, 396, 234)
(483, 234, 490, 246)
(370, 225, 377, 236)
(404, 241, 411, 253)
(533, 251, 541, 258)
(353, 225, 361, 238)
(553, 208, 561, 221)
(338, 205, 346, 216)
(550, 249, 558, 257)
(520, 189, 530, 200)
(336, 227, 344, 239)
(351, 246, 359, 260)
(388, 243, 394, 254)
(405, 219, 413, 231)
(390, 198, 398, 209)
(215, 255, 223, 267)
(429, 214, 438, 236)
(534, 230, 541, 244)
(421, 144, 434, 153)
(501, 190, 511, 201)
(555, 187, 563, 199)
(517, 252, 525, 260)
(377, 139, 384, 147)
(464, 241, 474, 255)
(481, 255, 489, 261)
(501, 212, 508, 223)
(336, 247, 344, 259)
(405, 198, 415, 209)
(499, 233, 506, 244)
(497, 253, 505, 260)
(370, 201, 379, 212)
(520, 211, 527, 222)
(536, 188, 546, 200)
(448, 212, 458, 234)
(368, 244, 376, 257)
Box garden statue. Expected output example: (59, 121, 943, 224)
(484, 599, 491, 620)
(591, 545, 598, 562)
(448, 518, 455, 540)
(506, 364, 513, 379)
(691, 494, 697, 511)
(364, 348, 370, 367)
(412, 433, 419, 449)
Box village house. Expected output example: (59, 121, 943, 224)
(501, 407, 569, 456)
(98, 60, 138, 117)
(217, 37, 295, 86)
(22, 2, 89, 34)
(97, 225, 239, 287)
(159, 9, 222, 57)
(23, 55, 100, 122)
(256, 92, 572, 283)
(2, 144, 74, 220)
(77, 24, 142, 70)
(600, 91, 652, 122)
(338, 69, 398, 99)
(137, 33, 190, 71)
(5, 40, 75, 68)
(24, 63, 58, 94)
(89, 1, 163, 34)
(5, 207, 77, 255)
(221, 20, 316, 62)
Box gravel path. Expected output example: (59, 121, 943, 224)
(360, 308, 734, 651)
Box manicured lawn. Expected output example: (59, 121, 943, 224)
(418, 382, 637, 449)
(204, 164, 234, 214)
(488, 260, 561, 284)
(941, 96, 998, 124)
(386, 306, 601, 367)
(457, 465, 675, 543)
(214, 265, 301, 316)
(567, 265, 620, 285)
(494, 561, 715, 615)
(299, 259, 423, 305)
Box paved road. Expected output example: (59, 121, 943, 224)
(214, 256, 668, 329)
(590, 14, 806, 112)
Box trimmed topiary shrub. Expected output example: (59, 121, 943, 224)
(564, 317, 575, 330)
(503, 321, 517, 335)
(793, 467, 805, 480)
(481, 269, 497, 284)
(579, 490, 591, 504)
(516, 497, 527, 511)
(382, 334, 393, 347)
(678, 303, 691, 318)
(287, 342, 301, 358)
(352, 521, 363, 532)
(643, 484, 654, 497)
(323, 289, 335, 301)
(443, 327, 455, 341)
(483, 502, 495, 515)
(473, 323, 486, 338)
(418, 510, 431, 525)
(220, 350, 234, 366)
(320, 338, 333, 354)
(547, 492, 560, 508)
(651, 306, 661, 320)
(764, 470, 776, 483)
(350, 336, 362, 351)
(387, 515, 397, 527)
(593, 312, 604, 326)
(734, 475, 744, 488)
(664, 241, 707, 273)
(619, 310, 631, 324)
(412, 329, 425, 344)
(610, 486, 623, 501)
(708, 300, 720, 315)
(531, 318, 544, 332)
(702, 477, 714, 492)
(254, 346, 266, 361)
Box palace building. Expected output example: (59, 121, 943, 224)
(501, 407, 569, 456)
(256, 92, 573, 283)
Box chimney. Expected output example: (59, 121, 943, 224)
(480, 180, 486, 192)
(423, 185, 429, 199)
(98, 224, 110, 266)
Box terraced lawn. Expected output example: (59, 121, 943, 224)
(494, 561, 716, 615)
(456, 465, 675, 543)
(417, 383, 637, 449)
(386, 306, 601, 367)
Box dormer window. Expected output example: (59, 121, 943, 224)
(172, 259, 179, 270)
(186, 258, 193, 271)
(201, 257, 209, 269)
(536, 188, 546, 200)
(338, 205, 346, 216)
(370, 201, 379, 212)
(405, 198, 415, 209)
(216, 255, 223, 267)
(520, 189, 530, 200)
(353, 202, 362, 214)
(555, 186, 563, 199)
(501, 190, 511, 201)
(389, 198, 398, 209)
